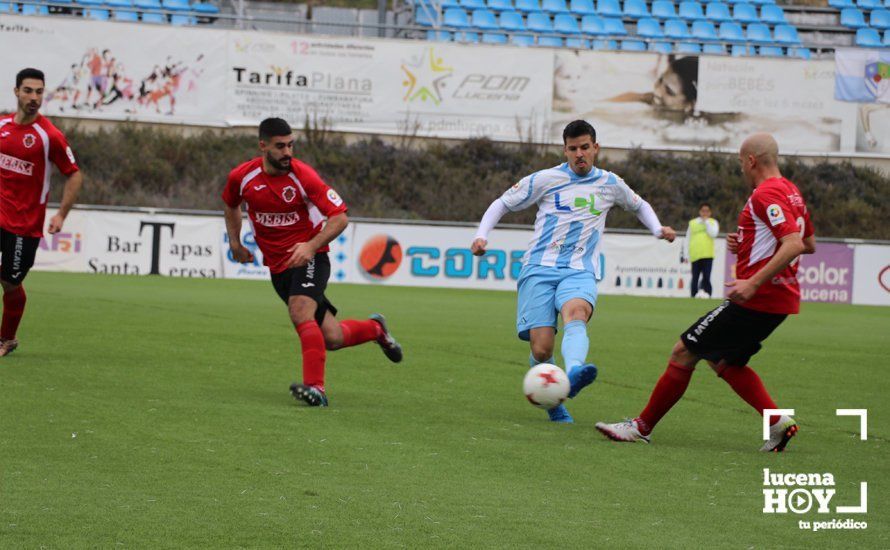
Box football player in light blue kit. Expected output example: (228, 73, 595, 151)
(471, 120, 676, 423)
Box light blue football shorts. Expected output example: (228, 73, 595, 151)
(515, 264, 598, 341)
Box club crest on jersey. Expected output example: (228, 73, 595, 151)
(282, 185, 297, 203)
(23, 134, 36, 148)
(767, 204, 786, 226)
(327, 188, 343, 206)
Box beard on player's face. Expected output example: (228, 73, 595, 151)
(266, 150, 291, 171)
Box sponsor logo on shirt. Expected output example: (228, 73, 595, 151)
(0, 153, 34, 176)
(767, 204, 786, 226)
(253, 184, 267, 191)
(23, 134, 36, 148)
(282, 185, 297, 203)
(254, 211, 300, 227)
(327, 188, 343, 206)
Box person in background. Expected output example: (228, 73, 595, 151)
(685, 203, 718, 298)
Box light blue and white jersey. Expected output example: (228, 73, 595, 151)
(500, 163, 644, 277)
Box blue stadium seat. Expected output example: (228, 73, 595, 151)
(703, 42, 726, 54)
(828, 0, 855, 7)
(162, 0, 190, 11)
(460, 0, 487, 10)
(705, 2, 732, 22)
(718, 21, 745, 41)
(514, 0, 541, 12)
(22, 3, 50, 15)
(678, 0, 704, 20)
(441, 0, 462, 8)
(759, 4, 785, 24)
(499, 10, 526, 29)
(884, 30, 890, 45)
(488, 0, 513, 10)
(0, 1, 16, 13)
(456, 30, 480, 41)
(759, 45, 784, 56)
(527, 11, 554, 30)
(141, 11, 166, 22)
(637, 17, 663, 37)
(746, 22, 771, 42)
(593, 38, 619, 48)
(773, 24, 801, 44)
(871, 9, 890, 29)
(414, 7, 437, 26)
(855, 27, 883, 46)
(581, 14, 605, 33)
(86, 8, 110, 19)
(731, 43, 749, 56)
(652, 0, 676, 18)
(570, 0, 596, 15)
(621, 38, 647, 49)
(733, 2, 758, 23)
(649, 40, 673, 52)
(427, 29, 453, 40)
(554, 12, 582, 32)
(107, 0, 132, 8)
(623, 0, 649, 17)
(170, 13, 196, 24)
(79, 0, 105, 6)
(602, 16, 627, 34)
(538, 35, 564, 45)
(482, 31, 508, 42)
(691, 20, 718, 40)
(472, 9, 499, 29)
(542, 0, 569, 12)
(135, 0, 161, 9)
(511, 33, 536, 44)
(113, 9, 140, 19)
(191, 2, 220, 14)
(565, 36, 591, 46)
(857, 0, 881, 9)
(788, 47, 811, 59)
(597, 0, 621, 16)
(840, 8, 867, 28)
(444, 8, 471, 27)
(664, 18, 690, 38)
(677, 41, 701, 52)
(749, 0, 774, 6)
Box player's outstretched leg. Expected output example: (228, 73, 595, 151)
(561, 320, 598, 398)
(290, 383, 329, 407)
(0, 285, 26, 357)
(368, 314, 403, 363)
(760, 415, 798, 452)
(529, 353, 573, 424)
(594, 419, 650, 443)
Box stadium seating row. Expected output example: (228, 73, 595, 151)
(419, 10, 803, 44)
(426, 29, 814, 53)
(421, 0, 785, 14)
(0, 0, 218, 23)
(840, 7, 890, 29)
(829, 0, 890, 9)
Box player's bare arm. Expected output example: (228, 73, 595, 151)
(726, 232, 739, 254)
(223, 203, 254, 264)
(47, 170, 83, 234)
(802, 234, 816, 254)
(287, 212, 348, 268)
(725, 233, 805, 303)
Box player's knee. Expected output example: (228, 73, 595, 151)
(531, 343, 554, 362)
(670, 340, 696, 367)
(324, 336, 343, 351)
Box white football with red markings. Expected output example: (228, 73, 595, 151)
(523, 363, 570, 409)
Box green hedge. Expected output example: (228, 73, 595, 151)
(53, 123, 890, 240)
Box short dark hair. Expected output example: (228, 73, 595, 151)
(259, 118, 292, 140)
(562, 120, 596, 144)
(699, 202, 711, 209)
(16, 68, 45, 88)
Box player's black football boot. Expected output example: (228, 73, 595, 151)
(369, 313, 403, 363)
(290, 383, 329, 407)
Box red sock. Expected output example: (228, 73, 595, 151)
(637, 361, 695, 435)
(296, 320, 326, 390)
(1, 286, 26, 340)
(338, 319, 383, 348)
(718, 365, 779, 424)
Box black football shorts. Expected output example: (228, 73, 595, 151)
(0, 228, 41, 285)
(680, 300, 787, 367)
(270, 252, 337, 325)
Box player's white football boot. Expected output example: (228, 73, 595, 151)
(0, 338, 19, 357)
(760, 415, 798, 452)
(595, 418, 651, 443)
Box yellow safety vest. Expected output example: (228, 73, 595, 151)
(688, 218, 715, 262)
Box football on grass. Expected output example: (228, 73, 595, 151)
(523, 364, 570, 409)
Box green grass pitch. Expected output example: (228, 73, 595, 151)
(1, 272, 887, 548)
